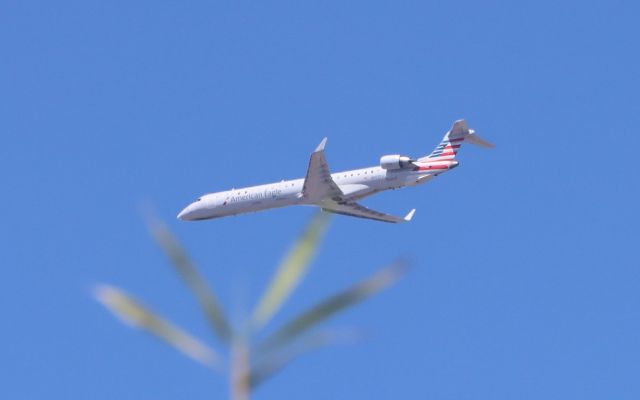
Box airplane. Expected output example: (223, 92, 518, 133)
(177, 119, 493, 223)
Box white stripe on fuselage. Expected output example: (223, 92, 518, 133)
(185, 164, 447, 220)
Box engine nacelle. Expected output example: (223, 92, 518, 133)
(380, 154, 414, 170)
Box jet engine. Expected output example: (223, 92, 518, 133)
(380, 154, 415, 170)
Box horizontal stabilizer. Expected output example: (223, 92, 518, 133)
(465, 130, 494, 148)
(419, 119, 493, 161)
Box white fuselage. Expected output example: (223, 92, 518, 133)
(177, 161, 457, 221)
(177, 120, 491, 223)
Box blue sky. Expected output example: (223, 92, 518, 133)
(1, 0, 639, 398)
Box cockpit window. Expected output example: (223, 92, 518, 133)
(196, 198, 202, 202)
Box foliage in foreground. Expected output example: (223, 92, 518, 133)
(95, 211, 407, 400)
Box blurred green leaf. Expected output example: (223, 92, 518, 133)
(249, 329, 360, 389)
(94, 284, 222, 369)
(148, 218, 232, 343)
(251, 211, 331, 329)
(256, 261, 408, 357)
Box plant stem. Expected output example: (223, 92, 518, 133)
(230, 338, 250, 400)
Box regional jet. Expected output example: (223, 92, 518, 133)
(178, 120, 493, 223)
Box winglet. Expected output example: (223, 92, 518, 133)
(404, 209, 416, 222)
(315, 137, 328, 152)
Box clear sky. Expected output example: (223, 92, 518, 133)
(2, 1, 639, 398)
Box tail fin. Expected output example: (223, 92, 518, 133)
(419, 120, 494, 162)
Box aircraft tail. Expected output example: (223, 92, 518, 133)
(418, 120, 494, 162)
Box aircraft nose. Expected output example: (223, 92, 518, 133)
(177, 207, 189, 220)
(177, 202, 197, 220)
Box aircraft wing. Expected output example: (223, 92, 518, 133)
(302, 138, 345, 202)
(321, 201, 416, 224)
